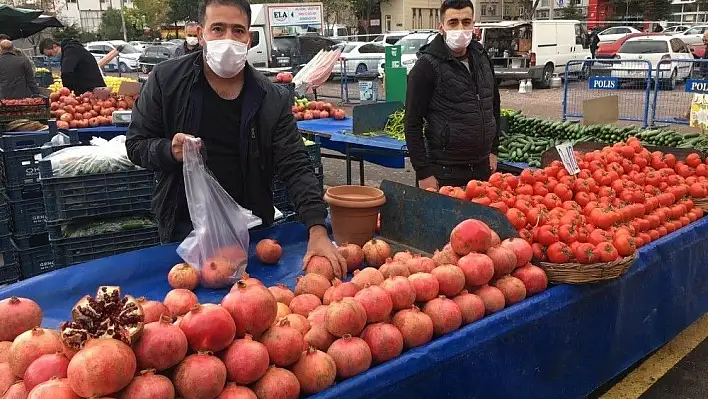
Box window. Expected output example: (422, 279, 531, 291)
(481, 5, 487, 16)
(418, 9, 422, 28)
(488, 5, 497, 17)
(671, 39, 689, 53)
(602, 27, 618, 35)
(385, 15, 391, 32)
(619, 40, 669, 54)
(429, 9, 433, 29)
(412, 8, 416, 29)
(359, 44, 384, 54)
(386, 35, 403, 45)
(504, 5, 511, 17)
(250, 30, 260, 46)
(79, 10, 102, 32)
(685, 27, 703, 35)
(541, 0, 549, 6)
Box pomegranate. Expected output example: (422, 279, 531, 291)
(487, 245, 518, 278)
(500, 238, 533, 267)
(492, 275, 527, 305)
(322, 279, 360, 305)
(307, 305, 328, 325)
(221, 281, 278, 338)
(180, 304, 236, 352)
(3, 381, 28, 399)
(288, 294, 322, 317)
(408, 272, 440, 302)
(338, 243, 364, 272)
(0, 297, 42, 342)
(512, 264, 549, 296)
(405, 255, 436, 274)
(304, 256, 335, 280)
(60, 341, 77, 362)
(353, 284, 393, 323)
(294, 274, 331, 299)
(431, 248, 460, 266)
(268, 284, 295, 305)
(280, 313, 311, 335)
(350, 267, 385, 288)
(251, 367, 300, 399)
(304, 324, 336, 352)
(290, 347, 336, 394)
(325, 298, 367, 337)
(134, 314, 188, 371)
(453, 291, 486, 325)
(391, 306, 434, 349)
(360, 323, 404, 364)
(277, 303, 291, 318)
(0, 340, 11, 363)
(67, 339, 136, 397)
(430, 264, 466, 297)
(379, 258, 410, 278)
(326, 335, 372, 379)
(449, 219, 494, 255)
(27, 378, 80, 399)
(135, 297, 171, 323)
(457, 252, 495, 287)
(259, 318, 305, 367)
(168, 263, 200, 290)
(1, 363, 16, 396)
(472, 285, 506, 314)
(255, 239, 282, 264)
(422, 296, 462, 336)
(8, 328, 63, 377)
(392, 251, 414, 262)
(362, 238, 391, 267)
(200, 246, 247, 289)
(217, 383, 257, 399)
(119, 369, 175, 399)
(380, 276, 416, 310)
(173, 352, 227, 399)
(23, 352, 69, 392)
(238, 272, 264, 287)
(163, 289, 199, 318)
(490, 230, 501, 246)
(221, 335, 269, 385)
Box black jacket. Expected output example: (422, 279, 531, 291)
(0, 51, 39, 99)
(404, 34, 501, 181)
(60, 39, 105, 95)
(175, 43, 202, 57)
(125, 51, 327, 243)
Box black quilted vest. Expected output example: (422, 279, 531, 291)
(418, 35, 497, 165)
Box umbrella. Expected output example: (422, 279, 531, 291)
(0, 5, 42, 24)
(3, 15, 64, 39)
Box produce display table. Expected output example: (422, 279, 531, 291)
(1, 216, 707, 399)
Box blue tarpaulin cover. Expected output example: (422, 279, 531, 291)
(1, 216, 707, 399)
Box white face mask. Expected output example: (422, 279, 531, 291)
(204, 39, 248, 78)
(185, 36, 199, 46)
(445, 30, 474, 52)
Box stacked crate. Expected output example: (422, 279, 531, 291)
(0, 189, 19, 284)
(0, 126, 79, 279)
(272, 141, 324, 223)
(40, 160, 160, 268)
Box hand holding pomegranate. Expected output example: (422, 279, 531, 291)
(303, 226, 347, 279)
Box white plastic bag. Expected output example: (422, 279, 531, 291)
(42, 135, 138, 176)
(176, 137, 250, 288)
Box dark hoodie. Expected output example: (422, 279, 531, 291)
(60, 39, 106, 95)
(404, 34, 501, 182)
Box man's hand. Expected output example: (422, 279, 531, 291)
(303, 225, 347, 279)
(418, 176, 439, 191)
(172, 133, 195, 162)
(490, 153, 498, 172)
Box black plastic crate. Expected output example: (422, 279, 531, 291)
(12, 232, 49, 250)
(40, 168, 155, 223)
(305, 143, 322, 166)
(0, 190, 9, 237)
(0, 97, 49, 123)
(272, 164, 324, 213)
(0, 263, 21, 285)
(0, 234, 17, 266)
(5, 186, 47, 236)
(11, 239, 55, 279)
(52, 226, 160, 268)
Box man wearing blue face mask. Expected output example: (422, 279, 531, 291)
(404, 0, 501, 190)
(126, 0, 347, 278)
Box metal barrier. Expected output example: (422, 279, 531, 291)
(651, 58, 708, 126)
(562, 59, 653, 128)
(322, 57, 385, 105)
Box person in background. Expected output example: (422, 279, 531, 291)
(0, 34, 35, 71)
(589, 29, 600, 59)
(126, 0, 346, 277)
(404, 0, 501, 190)
(39, 37, 105, 95)
(175, 22, 202, 56)
(0, 39, 39, 99)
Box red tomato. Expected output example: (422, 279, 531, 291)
(547, 242, 573, 263)
(613, 235, 637, 257)
(518, 228, 533, 244)
(575, 243, 600, 264)
(536, 225, 560, 246)
(558, 224, 578, 244)
(531, 243, 547, 262)
(543, 193, 562, 210)
(506, 208, 527, 230)
(588, 229, 612, 245)
(465, 180, 487, 198)
(489, 201, 508, 213)
(526, 207, 547, 227)
(596, 242, 619, 262)
(686, 153, 702, 168)
(519, 169, 535, 184)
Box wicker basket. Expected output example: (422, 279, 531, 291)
(692, 197, 708, 213)
(538, 252, 638, 284)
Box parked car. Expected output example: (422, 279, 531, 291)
(676, 25, 708, 45)
(129, 41, 152, 52)
(372, 31, 409, 45)
(597, 26, 641, 43)
(663, 25, 691, 36)
(85, 41, 141, 72)
(597, 32, 663, 58)
(137, 44, 179, 73)
(331, 42, 387, 77)
(270, 34, 338, 72)
(378, 31, 438, 77)
(611, 36, 693, 89)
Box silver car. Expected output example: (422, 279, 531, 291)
(332, 42, 388, 77)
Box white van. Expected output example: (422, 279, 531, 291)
(477, 20, 591, 88)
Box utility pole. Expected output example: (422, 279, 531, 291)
(119, 0, 128, 41)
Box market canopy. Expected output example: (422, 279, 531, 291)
(0, 4, 42, 24)
(0, 5, 62, 40)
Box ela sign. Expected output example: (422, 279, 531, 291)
(269, 5, 322, 27)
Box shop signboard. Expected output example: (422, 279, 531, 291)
(269, 5, 323, 27)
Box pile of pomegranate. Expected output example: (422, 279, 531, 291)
(0, 217, 545, 399)
(437, 139, 708, 264)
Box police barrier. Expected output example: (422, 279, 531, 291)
(335, 57, 385, 104)
(562, 59, 653, 128)
(651, 58, 708, 126)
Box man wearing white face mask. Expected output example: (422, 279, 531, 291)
(404, 0, 501, 190)
(126, 0, 348, 278)
(175, 22, 202, 57)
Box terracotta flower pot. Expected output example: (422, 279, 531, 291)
(324, 185, 386, 247)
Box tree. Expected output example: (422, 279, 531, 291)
(608, 0, 671, 21)
(168, 0, 200, 23)
(51, 24, 98, 43)
(350, 0, 385, 34)
(132, 0, 170, 32)
(98, 9, 141, 40)
(560, 2, 584, 19)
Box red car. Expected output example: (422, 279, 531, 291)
(596, 33, 663, 58)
